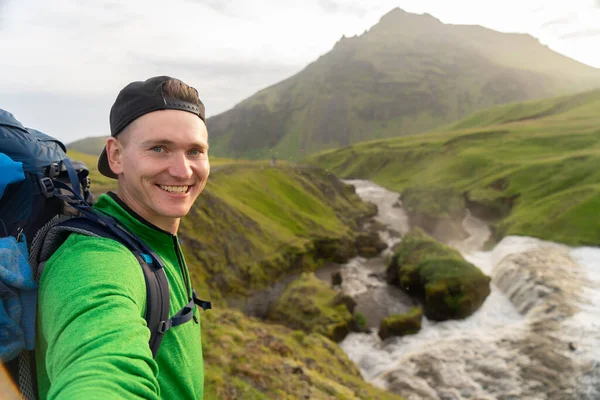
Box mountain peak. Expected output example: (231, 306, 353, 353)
(368, 7, 444, 37)
(378, 7, 442, 25)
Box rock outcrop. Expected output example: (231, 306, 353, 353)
(386, 228, 491, 320)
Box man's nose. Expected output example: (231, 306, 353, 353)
(169, 153, 193, 179)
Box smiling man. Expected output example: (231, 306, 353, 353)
(35, 76, 209, 399)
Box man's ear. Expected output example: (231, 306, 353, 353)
(106, 136, 124, 176)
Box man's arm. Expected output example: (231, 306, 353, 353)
(37, 235, 160, 399)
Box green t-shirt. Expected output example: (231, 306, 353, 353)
(36, 193, 204, 399)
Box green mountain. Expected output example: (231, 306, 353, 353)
(67, 135, 108, 155)
(207, 8, 600, 160)
(308, 88, 600, 246)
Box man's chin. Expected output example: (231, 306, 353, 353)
(160, 207, 192, 219)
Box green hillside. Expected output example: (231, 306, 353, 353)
(67, 136, 108, 155)
(179, 164, 375, 297)
(207, 8, 600, 161)
(309, 89, 600, 246)
(203, 307, 401, 400)
(67, 149, 115, 189)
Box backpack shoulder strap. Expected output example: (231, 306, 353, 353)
(50, 216, 171, 358)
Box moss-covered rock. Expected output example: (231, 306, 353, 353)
(354, 230, 388, 258)
(330, 292, 357, 314)
(312, 237, 356, 263)
(267, 273, 354, 342)
(378, 307, 423, 340)
(202, 307, 404, 400)
(351, 312, 370, 333)
(386, 228, 491, 321)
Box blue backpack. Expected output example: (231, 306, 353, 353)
(0, 109, 210, 399)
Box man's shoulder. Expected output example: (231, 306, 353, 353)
(41, 229, 147, 299)
(48, 230, 138, 267)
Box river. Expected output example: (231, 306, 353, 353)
(336, 179, 600, 400)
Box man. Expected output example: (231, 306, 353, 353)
(35, 76, 209, 399)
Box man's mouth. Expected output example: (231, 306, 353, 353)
(158, 185, 191, 194)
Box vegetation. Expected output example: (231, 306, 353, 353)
(267, 273, 355, 342)
(67, 149, 115, 190)
(207, 8, 599, 160)
(67, 135, 109, 155)
(179, 164, 375, 299)
(378, 307, 423, 340)
(387, 228, 490, 320)
(202, 308, 403, 400)
(309, 89, 600, 246)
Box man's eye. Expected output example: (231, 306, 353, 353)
(189, 149, 204, 156)
(151, 147, 163, 153)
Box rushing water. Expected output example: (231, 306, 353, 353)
(337, 180, 600, 400)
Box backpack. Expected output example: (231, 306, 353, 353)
(0, 109, 211, 399)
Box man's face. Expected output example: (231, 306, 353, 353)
(107, 109, 209, 233)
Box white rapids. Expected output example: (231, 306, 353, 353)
(338, 180, 600, 400)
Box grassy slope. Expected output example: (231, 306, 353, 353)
(66, 149, 114, 189)
(202, 308, 401, 400)
(67, 136, 109, 155)
(309, 89, 600, 246)
(180, 163, 374, 297)
(267, 273, 353, 341)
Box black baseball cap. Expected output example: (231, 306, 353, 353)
(98, 76, 205, 179)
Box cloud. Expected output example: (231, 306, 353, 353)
(560, 28, 600, 39)
(541, 16, 576, 29)
(183, 0, 247, 18)
(0, 52, 304, 143)
(0, 0, 11, 30)
(19, 0, 138, 32)
(131, 52, 303, 113)
(317, 0, 368, 16)
(134, 53, 299, 79)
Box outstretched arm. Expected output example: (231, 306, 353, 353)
(37, 235, 160, 399)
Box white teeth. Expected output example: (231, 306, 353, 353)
(159, 185, 189, 193)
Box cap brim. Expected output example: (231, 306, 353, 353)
(98, 146, 118, 179)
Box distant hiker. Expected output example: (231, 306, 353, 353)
(34, 76, 210, 399)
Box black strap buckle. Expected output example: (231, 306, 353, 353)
(39, 177, 55, 198)
(46, 162, 60, 179)
(193, 291, 212, 311)
(157, 320, 172, 334)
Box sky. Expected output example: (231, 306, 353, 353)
(0, 0, 599, 144)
